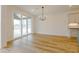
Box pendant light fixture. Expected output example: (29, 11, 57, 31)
(39, 6, 46, 21)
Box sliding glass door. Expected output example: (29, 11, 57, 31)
(13, 13, 21, 39)
(13, 13, 32, 39)
(22, 16, 28, 36)
(28, 18, 32, 34)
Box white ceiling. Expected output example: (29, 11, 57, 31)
(18, 5, 79, 16)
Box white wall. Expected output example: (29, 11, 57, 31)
(1, 5, 35, 48)
(35, 13, 70, 37)
(0, 5, 1, 48)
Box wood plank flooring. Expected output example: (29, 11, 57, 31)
(1, 33, 79, 53)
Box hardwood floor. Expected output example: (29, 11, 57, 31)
(1, 33, 79, 53)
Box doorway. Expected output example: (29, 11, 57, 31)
(13, 13, 32, 40)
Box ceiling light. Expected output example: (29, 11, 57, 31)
(39, 6, 46, 21)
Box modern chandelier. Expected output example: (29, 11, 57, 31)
(39, 6, 46, 21)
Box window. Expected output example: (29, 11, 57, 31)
(13, 13, 21, 39)
(13, 13, 32, 39)
(22, 16, 28, 36)
(28, 18, 32, 34)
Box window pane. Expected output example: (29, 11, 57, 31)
(28, 18, 32, 34)
(13, 13, 32, 40)
(13, 13, 21, 39)
(22, 19, 27, 35)
(14, 19, 21, 39)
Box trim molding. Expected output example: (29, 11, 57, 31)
(32, 33, 68, 38)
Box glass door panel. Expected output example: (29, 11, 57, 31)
(14, 19, 21, 39)
(13, 13, 32, 40)
(28, 18, 32, 34)
(13, 13, 21, 39)
(22, 19, 27, 36)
